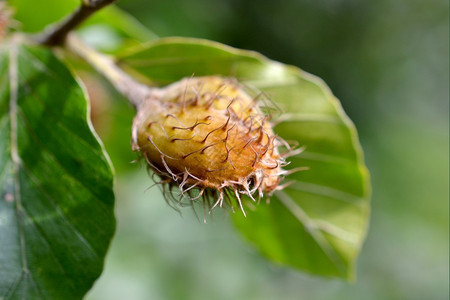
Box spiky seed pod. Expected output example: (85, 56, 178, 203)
(132, 76, 290, 215)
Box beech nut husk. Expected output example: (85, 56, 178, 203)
(132, 76, 299, 215)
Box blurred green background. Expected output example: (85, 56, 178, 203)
(78, 0, 449, 299)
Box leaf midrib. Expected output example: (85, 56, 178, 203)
(8, 39, 35, 299)
(276, 190, 347, 276)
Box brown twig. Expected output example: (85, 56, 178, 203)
(36, 0, 117, 46)
(33, 0, 159, 107)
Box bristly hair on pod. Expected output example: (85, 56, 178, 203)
(131, 76, 304, 219)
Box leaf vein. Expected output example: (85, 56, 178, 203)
(274, 113, 343, 124)
(296, 151, 355, 164)
(314, 220, 359, 244)
(18, 195, 77, 296)
(20, 161, 100, 258)
(287, 180, 364, 207)
(4, 271, 24, 300)
(17, 80, 102, 157)
(121, 55, 238, 67)
(8, 38, 29, 286)
(15, 64, 105, 160)
(20, 48, 73, 89)
(276, 190, 347, 275)
(17, 108, 110, 209)
(25, 269, 47, 300)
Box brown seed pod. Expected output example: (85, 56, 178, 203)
(132, 76, 296, 215)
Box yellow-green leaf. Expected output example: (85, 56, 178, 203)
(118, 37, 370, 280)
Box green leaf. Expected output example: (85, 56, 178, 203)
(0, 39, 115, 298)
(119, 37, 370, 280)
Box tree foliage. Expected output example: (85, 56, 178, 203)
(1, 1, 370, 297)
